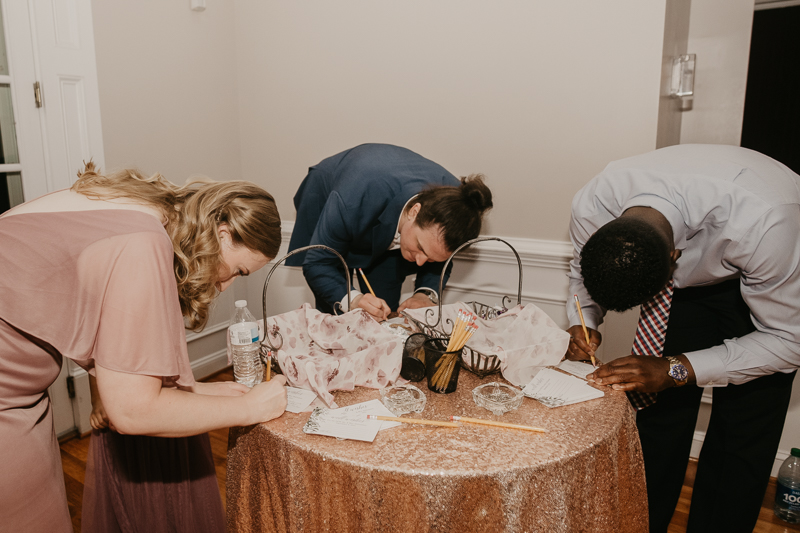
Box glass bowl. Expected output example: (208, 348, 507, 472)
(380, 384, 427, 416)
(472, 382, 524, 415)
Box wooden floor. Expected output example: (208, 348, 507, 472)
(60, 367, 800, 532)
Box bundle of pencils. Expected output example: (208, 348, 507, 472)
(430, 309, 478, 391)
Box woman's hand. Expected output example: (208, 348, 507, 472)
(565, 325, 601, 363)
(89, 373, 114, 431)
(243, 375, 288, 424)
(90, 399, 112, 431)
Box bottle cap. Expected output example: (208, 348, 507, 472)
(235, 300, 247, 308)
(792, 448, 800, 457)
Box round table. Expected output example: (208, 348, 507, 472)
(226, 370, 647, 533)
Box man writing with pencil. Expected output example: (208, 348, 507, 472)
(287, 143, 492, 320)
(564, 144, 800, 533)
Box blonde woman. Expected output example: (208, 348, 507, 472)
(0, 164, 287, 533)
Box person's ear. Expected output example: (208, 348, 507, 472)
(668, 248, 682, 277)
(407, 203, 421, 220)
(218, 223, 231, 245)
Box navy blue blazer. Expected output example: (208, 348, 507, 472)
(287, 144, 459, 308)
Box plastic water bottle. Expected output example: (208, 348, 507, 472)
(775, 448, 800, 523)
(229, 300, 262, 388)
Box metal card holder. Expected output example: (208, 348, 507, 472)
(258, 245, 351, 375)
(401, 237, 523, 378)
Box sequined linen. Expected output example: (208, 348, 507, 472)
(227, 371, 647, 532)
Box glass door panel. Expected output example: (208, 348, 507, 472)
(0, 2, 24, 215)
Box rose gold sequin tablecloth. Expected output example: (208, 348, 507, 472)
(226, 371, 647, 533)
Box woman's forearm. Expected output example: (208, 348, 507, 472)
(95, 364, 287, 437)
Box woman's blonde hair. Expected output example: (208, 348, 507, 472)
(72, 162, 281, 331)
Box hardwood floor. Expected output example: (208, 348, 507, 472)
(60, 368, 800, 532)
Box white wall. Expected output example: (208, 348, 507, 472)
(91, 0, 242, 182)
(232, 1, 669, 242)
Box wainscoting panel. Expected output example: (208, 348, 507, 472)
(187, 222, 798, 475)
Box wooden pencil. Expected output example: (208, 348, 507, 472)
(573, 295, 596, 367)
(358, 268, 377, 297)
(450, 416, 547, 433)
(366, 415, 459, 428)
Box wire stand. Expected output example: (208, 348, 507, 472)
(401, 237, 523, 378)
(258, 245, 351, 376)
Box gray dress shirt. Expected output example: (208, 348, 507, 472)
(567, 144, 800, 387)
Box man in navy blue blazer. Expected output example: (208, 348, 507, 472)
(287, 144, 492, 320)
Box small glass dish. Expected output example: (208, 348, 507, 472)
(472, 382, 524, 415)
(380, 384, 427, 416)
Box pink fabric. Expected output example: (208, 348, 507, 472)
(264, 304, 403, 407)
(404, 302, 570, 386)
(0, 210, 199, 532)
(82, 430, 225, 533)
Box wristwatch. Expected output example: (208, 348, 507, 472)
(414, 288, 439, 305)
(666, 356, 688, 387)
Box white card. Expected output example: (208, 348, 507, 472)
(337, 399, 401, 431)
(285, 386, 319, 413)
(302, 407, 382, 442)
(556, 360, 596, 380)
(522, 367, 604, 408)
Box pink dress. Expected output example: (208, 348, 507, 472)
(0, 210, 223, 533)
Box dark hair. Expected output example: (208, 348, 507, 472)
(580, 218, 671, 312)
(414, 174, 493, 252)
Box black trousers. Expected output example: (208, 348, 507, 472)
(313, 250, 425, 314)
(636, 279, 796, 533)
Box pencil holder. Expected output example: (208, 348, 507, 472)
(401, 237, 523, 379)
(400, 333, 428, 382)
(424, 337, 462, 394)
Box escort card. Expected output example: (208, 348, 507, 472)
(302, 407, 382, 442)
(522, 367, 604, 408)
(302, 400, 402, 442)
(285, 386, 319, 413)
(556, 360, 597, 380)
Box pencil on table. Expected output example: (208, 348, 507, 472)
(366, 415, 459, 428)
(450, 416, 548, 433)
(573, 294, 597, 367)
(358, 268, 377, 297)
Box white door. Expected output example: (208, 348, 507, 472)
(2, 0, 104, 437)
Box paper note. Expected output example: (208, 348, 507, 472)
(556, 360, 596, 380)
(522, 367, 604, 408)
(285, 386, 318, 413)
(302, 407, 382, 442)
(301, 399, 403, 442)
(337, 399, 401, 431)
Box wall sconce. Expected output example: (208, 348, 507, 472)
(670, 54, 696, 111)
(191, 0, 206, 12)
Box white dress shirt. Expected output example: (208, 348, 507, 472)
(567, 144, 800, 387)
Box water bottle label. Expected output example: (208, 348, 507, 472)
(229, 322, 259, 345)
(776, 483, 800, 511)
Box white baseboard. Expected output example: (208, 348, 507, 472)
(191, 348, 230, 380)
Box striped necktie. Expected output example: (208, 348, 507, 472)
(627, 280, 674, 410)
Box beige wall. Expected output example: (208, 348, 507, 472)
(91, 0, 242, 182)
(233, 1, 668, 242)
(680, 0, 755, 145)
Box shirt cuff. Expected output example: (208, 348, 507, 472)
(339, 290, 363, 312)
(413, 287, 439, 304)
(685, 345, 729, 387)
